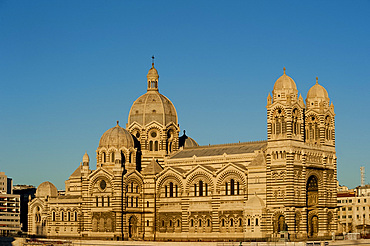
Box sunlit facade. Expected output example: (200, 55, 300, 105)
(29, 64, 337, 240)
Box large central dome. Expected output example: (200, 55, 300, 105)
(127, 63, 178, 127)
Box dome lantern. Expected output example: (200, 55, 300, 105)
(147, 56, 159, 91)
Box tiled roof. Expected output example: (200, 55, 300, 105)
(170, 141, 267, 159)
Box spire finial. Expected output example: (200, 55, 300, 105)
(283, 67, 286, 74)
(316, 77, 318, 84)
(151, 55, 155, 67)
(116, 120, 119, 126)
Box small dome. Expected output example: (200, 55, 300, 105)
(179, 130, 199, 148)
(147, 63, 159, 80)
(273, 67, 297, 91)
(245, 194, 265, 208)
(82, 152, 89, 163)
(307, 78, 329, 100)
(36, 181, 58, 198)
(99, 121, 134, 149)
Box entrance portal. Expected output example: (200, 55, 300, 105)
(128, 216, 137, 238)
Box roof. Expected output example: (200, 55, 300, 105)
(69, 165, 81, 178)
(169, 141, 267, 159)
(142, 158, 164, 175)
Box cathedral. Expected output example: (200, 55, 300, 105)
(28, 62, 338, 241)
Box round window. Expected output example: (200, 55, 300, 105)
(151, 131, 157, 138)
(100, 180, 106, 190)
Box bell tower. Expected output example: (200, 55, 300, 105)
(267, 68, 305, 141)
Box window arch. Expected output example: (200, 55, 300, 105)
(292, 108, 300, 135)
(102, 152, 106, 163)
(272, 108, 286, 135)
(306, 115, 319, 141)
(325, 115, 331, 141)
(111, 152, 115, 162)
(307, 175, 319, 206)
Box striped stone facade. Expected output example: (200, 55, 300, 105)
(28, 66, 337, 241)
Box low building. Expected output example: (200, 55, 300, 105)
(337, 187, 370, 236)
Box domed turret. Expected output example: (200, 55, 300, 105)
(272, 68, 298, 103)
(82, 152, 89, 166)
(306, 77, 330, 109)
(147, 63, 159, 83)
(36, 181, 58, 198)
(99, 121, 134, 149)
(82, 152, 89, 163)
(179, 130, 199, 148)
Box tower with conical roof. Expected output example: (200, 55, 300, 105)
(127, 60, 180, 170)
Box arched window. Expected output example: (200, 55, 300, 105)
(221, 219, 225, 227)
(175, 185, 178, 197)
(147, 220, 149, 226)
(169, 220, 172, 227)
(237, 182, 240, 195)
(273, 109, 286, 135)
(131, 197, 133, 207)
(111, 152, 115, 162)
(75, 211, 78, 221)
(136, 197, 138, 207)
(61, 211, 64, 221)
(190, 219, 194, 227)
(169, 182, 174, 197)
(256, 218, 259, 226)
(194, 184, 197, 196)
(149, 141, 153, 151)
(278, 215, 285, 232)
(230, 218, 234, 226)
(165, 185, 168, 197)
(225, 182, 228, 195)
(107, 196, 110, 207)
(96, 197, 98, 207)
(101, 197, 104, 207)
(131, 182, 134, 193)
(325, 115, 331, 140)
(205, 183, 208, 196)
(307, 176, 318, 206)
(121, 151, 125, 165)
(68, 211, 71, 221)
(102, 152, 106, 163)
(199, 180, 203, 196)
(199, 219, 202, 227)
(162, 220, 165, 227)
(292, 108, 299, 135)
(207, 219, 211, 227)
(248, 218, 250, 226)
(52, 211, 56, 221)
(239, 218, 242, 226)
(154, 141, 159, 151)
(147, 201, 149, 207)
(230, 179, 235, 195)
(177, 219, 180, 227)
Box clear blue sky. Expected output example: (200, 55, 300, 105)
(1, 1, 369, 190)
